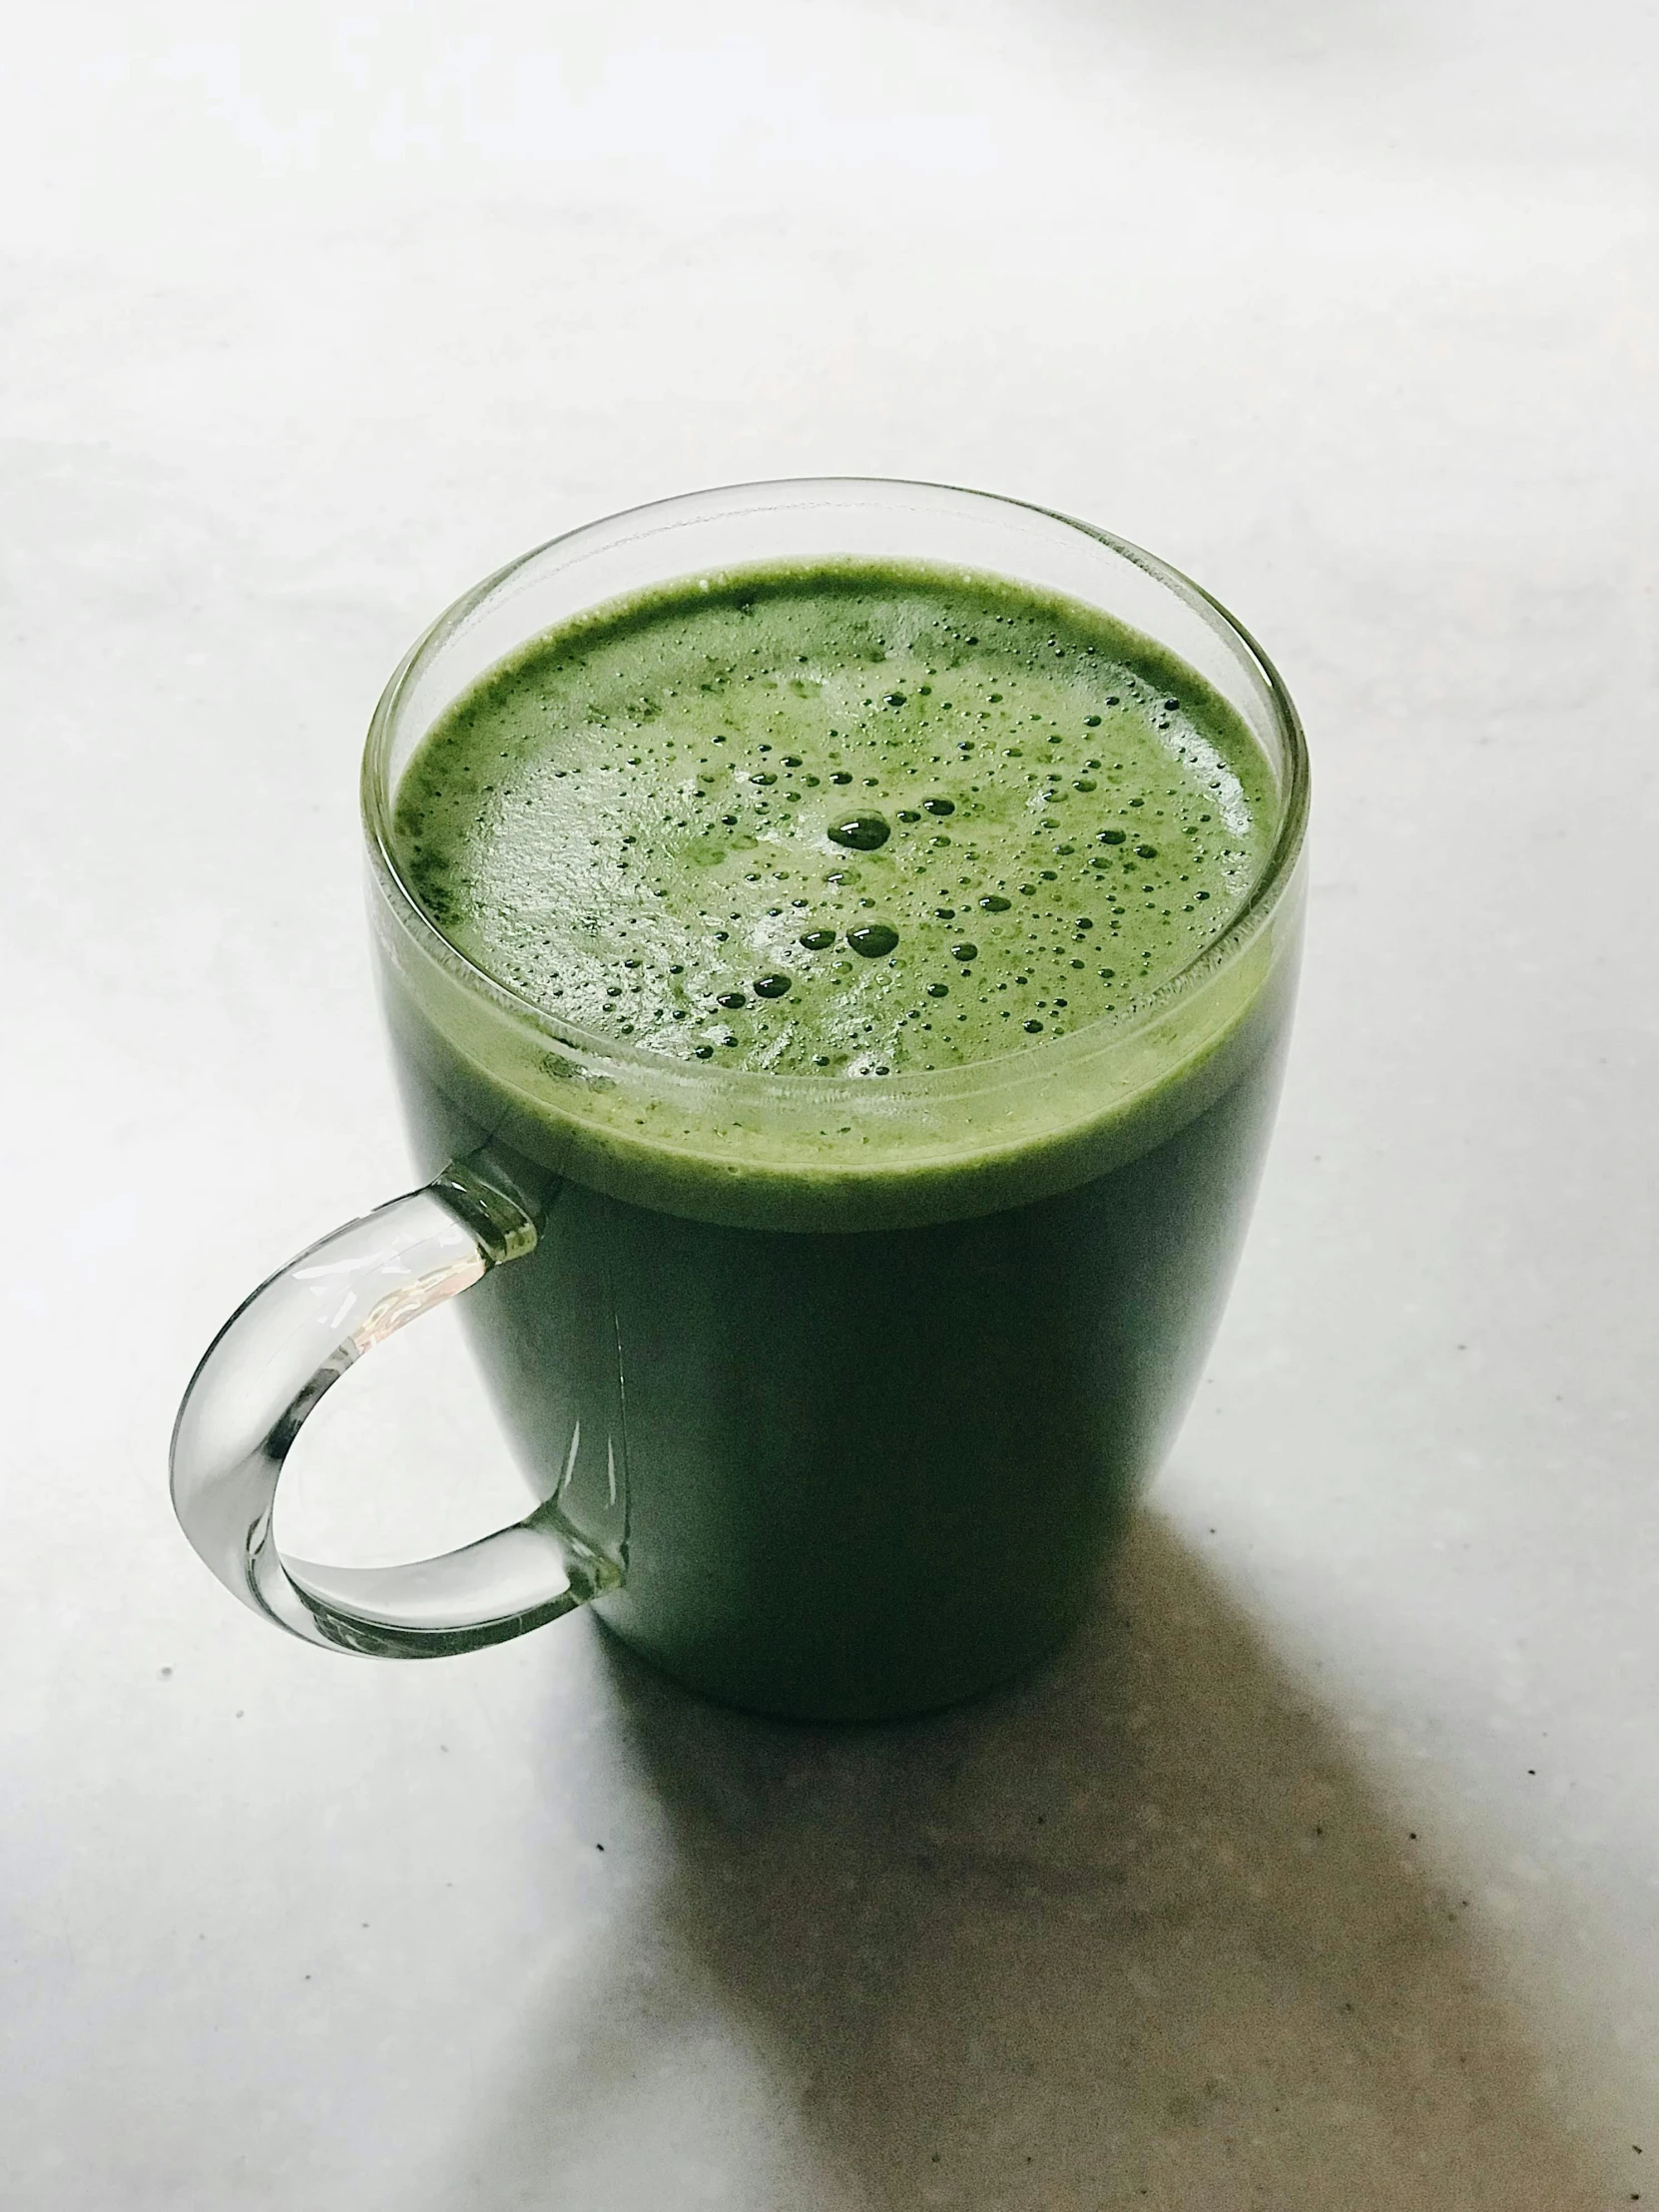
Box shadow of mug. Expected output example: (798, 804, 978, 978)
(419, 1511, 1600, 2209)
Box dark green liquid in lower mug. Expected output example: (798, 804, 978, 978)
(384, 561, 1299, 1719)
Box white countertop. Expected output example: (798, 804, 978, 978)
(4, 4, 1656, 2205)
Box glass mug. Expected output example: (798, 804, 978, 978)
(171, 479, 1308, 1721)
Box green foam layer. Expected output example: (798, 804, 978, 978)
(380, 559, 1299, 1230)
(393, 561, 1275, 1081)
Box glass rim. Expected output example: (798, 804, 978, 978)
(360, 474, 1309, 1103)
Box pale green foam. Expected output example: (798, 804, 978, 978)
(393, 561, 1275, 1081)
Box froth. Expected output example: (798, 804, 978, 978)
(392, 561, 1274, 1079)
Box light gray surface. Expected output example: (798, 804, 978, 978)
(4, 3, 1656, 2205)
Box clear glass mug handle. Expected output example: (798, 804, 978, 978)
(170, 1159, 620, 1657)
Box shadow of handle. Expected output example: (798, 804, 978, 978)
(169, 1157, 620, 1658)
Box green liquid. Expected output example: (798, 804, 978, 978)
(395, 562, 1275, 1084)
(381, 560, 1301, 1718)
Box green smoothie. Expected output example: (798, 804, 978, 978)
(377, 559, 1301, 1717)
